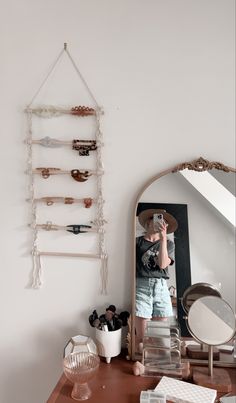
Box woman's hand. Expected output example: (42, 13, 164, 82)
(158, 221, 168, 240)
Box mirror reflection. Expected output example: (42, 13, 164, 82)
(135, 207, 179, 353)
(181, 282, 222, 314)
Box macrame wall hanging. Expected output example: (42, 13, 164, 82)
(25, 43, 107, 293)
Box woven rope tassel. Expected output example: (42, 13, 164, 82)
(32, 251, 43, 288)
(26, 110, 41, 288)
(95, 109, 108, 294)
(100, 254, 108, 295)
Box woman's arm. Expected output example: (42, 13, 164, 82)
(157, 222, 171, 269)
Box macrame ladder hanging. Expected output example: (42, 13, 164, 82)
(26, 43, 108, 293)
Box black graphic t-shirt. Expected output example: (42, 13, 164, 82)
(136, 236, 175, 279)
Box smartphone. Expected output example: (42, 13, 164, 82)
(153, 213, 163, 232)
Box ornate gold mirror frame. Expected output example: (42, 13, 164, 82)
(130, 157, 236, 366)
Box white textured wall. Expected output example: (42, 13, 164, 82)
(0, 1, 235, 402)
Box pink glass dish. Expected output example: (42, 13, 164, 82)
(63, 352, 100, 401)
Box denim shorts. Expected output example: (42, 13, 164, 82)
(136, 277, 173, 318)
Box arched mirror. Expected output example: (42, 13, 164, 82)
(131, 157, 236, 366)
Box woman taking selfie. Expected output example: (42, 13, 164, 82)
(135, 208, 178, 352)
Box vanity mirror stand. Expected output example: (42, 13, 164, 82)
(186, 295, 236, 393)
(181, 282, 222, 361)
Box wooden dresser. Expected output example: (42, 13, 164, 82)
(47, 355, 236, 403)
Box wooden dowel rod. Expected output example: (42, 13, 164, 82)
(31, 139, 95, 145)
(35, 224, 99, 232)
(25, 138, 104, 147)
(25, 107, 96, 115)
(32, 169, 103, 175)
(32, 140, 74, 145)
(33, 197, 99, 204)
(39, 251, 101, 258)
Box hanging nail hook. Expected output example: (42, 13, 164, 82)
(64, 43, 67, 50)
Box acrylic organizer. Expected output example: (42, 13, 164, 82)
(141, 320, 186, 378)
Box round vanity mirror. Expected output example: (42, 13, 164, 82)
(187, 296, 236, 346)
(181, 282, 222, 315)
(187, 295, 236, 392)
(182, 283, 223, 361)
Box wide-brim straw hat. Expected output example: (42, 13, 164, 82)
(138, 208, 178, 234)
